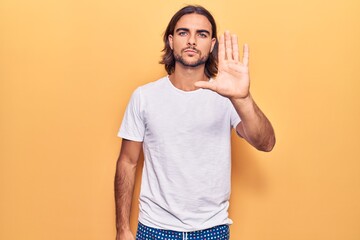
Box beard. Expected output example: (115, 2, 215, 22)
(174, 49, 209, 68)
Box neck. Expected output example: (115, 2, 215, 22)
(169, 63, 209, 91)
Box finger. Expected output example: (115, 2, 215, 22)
(232, 34, 239, 62)
(218, 34, 225, 68)
(243, 44, 249, 66)
(194, 81, 217, 92)
(224, 31, 232, 60)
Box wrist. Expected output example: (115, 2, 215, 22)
(230, 93, 252, 104)
(117, 223, 131, 232)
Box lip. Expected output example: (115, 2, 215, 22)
(183, 48, 198, 54)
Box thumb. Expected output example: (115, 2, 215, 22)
(194, 81, 217, 91)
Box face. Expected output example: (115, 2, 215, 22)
(168, 13, 216, 68)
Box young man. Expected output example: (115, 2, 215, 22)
(115, 5, 275, 240)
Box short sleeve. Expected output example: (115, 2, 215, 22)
(118, 87, 145, 142)
(229, 100, 241, 129)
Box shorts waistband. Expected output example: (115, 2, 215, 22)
(136, 222, 230, 240)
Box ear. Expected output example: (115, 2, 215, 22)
(168, 35, 174, 50)
(210, 37, 216, 53)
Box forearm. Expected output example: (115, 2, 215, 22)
(114, 158, 137, 233)
(231, 94, 275, 151)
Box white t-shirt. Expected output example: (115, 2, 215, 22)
(118, 76, 241, 231)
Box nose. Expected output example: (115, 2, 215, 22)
(187, 34, 197, 47)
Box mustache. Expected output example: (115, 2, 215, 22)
(182, 47, 199, 53)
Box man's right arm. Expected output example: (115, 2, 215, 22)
(114, 139, 142, 240)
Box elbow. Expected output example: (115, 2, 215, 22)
(260, 142, 275, 152)
(254, 135, 276, 152)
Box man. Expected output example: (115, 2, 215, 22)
(115, 5, 275, 240)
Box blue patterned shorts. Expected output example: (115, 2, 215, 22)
(136, 222, 230, 240)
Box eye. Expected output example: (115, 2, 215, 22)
(178, 31, 187, 36)
(198, 32, 208, 38)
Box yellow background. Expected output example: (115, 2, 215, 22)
(1, 0, 360, 239)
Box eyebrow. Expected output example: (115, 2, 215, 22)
(175, 28, 211, 35)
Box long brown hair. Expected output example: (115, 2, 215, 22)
(160, 5, 219, 78)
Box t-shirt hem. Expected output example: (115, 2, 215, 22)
(138, 215, 233, 232)
(117, 132, 143, 142)
(233, 119, 241, 129)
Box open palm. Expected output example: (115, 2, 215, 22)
(195, 31, 250, 99)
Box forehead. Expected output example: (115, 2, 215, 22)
(175, 13, 212, 33)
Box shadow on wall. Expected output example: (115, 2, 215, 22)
(231, 133, 268, 195)
(229, 132, 269, 224)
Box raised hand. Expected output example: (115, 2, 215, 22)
(195, 31, 250, 99)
